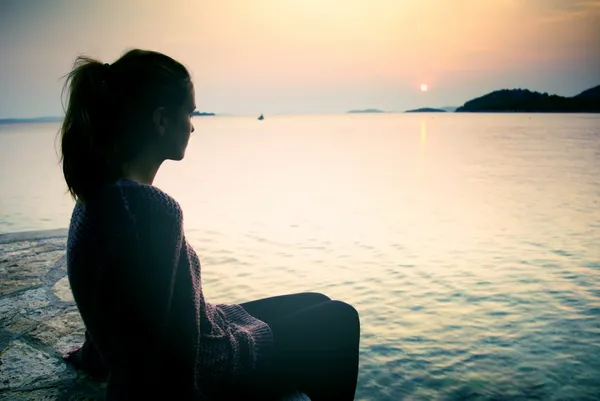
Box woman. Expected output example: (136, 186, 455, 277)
(61, 49, 360, 401)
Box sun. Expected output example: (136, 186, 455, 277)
(420, 84, 428, 92)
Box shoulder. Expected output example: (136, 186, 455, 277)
(99, 179, 183, 223)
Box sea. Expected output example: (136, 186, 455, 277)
(1, 114, 599, 400)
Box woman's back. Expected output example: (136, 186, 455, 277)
(67, 179, 275, 400)
(67, 179, 200, 397)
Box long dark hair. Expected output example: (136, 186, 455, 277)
(60, 49, 191, 204)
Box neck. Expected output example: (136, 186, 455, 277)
(122, 150, 163, 185)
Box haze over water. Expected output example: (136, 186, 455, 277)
(1, 113, 599, 400)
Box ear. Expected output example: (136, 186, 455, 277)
(152, 107, 168, 137)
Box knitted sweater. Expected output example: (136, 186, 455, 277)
(66, 179, 274, 400)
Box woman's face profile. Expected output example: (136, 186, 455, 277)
(161, 84, 196, 161)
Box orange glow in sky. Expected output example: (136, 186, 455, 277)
(1, 0, 599, 116)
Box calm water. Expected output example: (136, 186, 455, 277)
(1, 114, 599, 400)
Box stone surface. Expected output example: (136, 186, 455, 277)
(43, 309, 85, 333)
(1, 315, 38, 335)
(0, 278, 42, 297)
(0, 231, 86, 399)
(29, 309, 85, 354)
(0, 249, 64, 278)
(0, 288, 50, 320)
(0, 229, 310, 401)
(52, 276, 74, 303)
(0, 340, 73, 390)
(0, 388, 66, 401)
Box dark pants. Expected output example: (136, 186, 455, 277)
(240, 293, 361, 401)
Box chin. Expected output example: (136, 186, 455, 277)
(169, 152, 185, 161)
(168, 145, 188, 161)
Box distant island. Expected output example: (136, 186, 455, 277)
(1, 111, 217, 124)
(405, 107, 446, 113)
(347, 109, 386, 114)
(456, 85, 600, 112)
(0, 116, 63, 124)
(192, 111, 215, 116)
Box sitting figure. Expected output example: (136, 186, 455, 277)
(60, 49, 360, 401)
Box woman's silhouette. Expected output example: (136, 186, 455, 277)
(61, 49, 360, 401)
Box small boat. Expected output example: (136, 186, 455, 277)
(258, 114, 264, 121)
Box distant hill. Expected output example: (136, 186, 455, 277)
(405, 107, 446, 113)
(347, 109, 386, 114)
(0, 116, 63, 124)
(456, 85, 600, 112)
(574, 85, 600, 100)
(1, 111, 217, 123)
(192, 111, 215, 116)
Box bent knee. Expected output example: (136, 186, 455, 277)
(302, 292, 331, 303)
(329, 301, 360, 322)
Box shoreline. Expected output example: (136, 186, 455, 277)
(0, 228, 68, 244)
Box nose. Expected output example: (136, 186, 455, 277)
(191, 123, 195, 133)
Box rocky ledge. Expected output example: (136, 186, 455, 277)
(0, 229, 105, 400)
(0, 229, 308, 401)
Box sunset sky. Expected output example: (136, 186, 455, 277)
(1, 0, 599, 117)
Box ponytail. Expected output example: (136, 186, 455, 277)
(60, 57, 116, 204)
